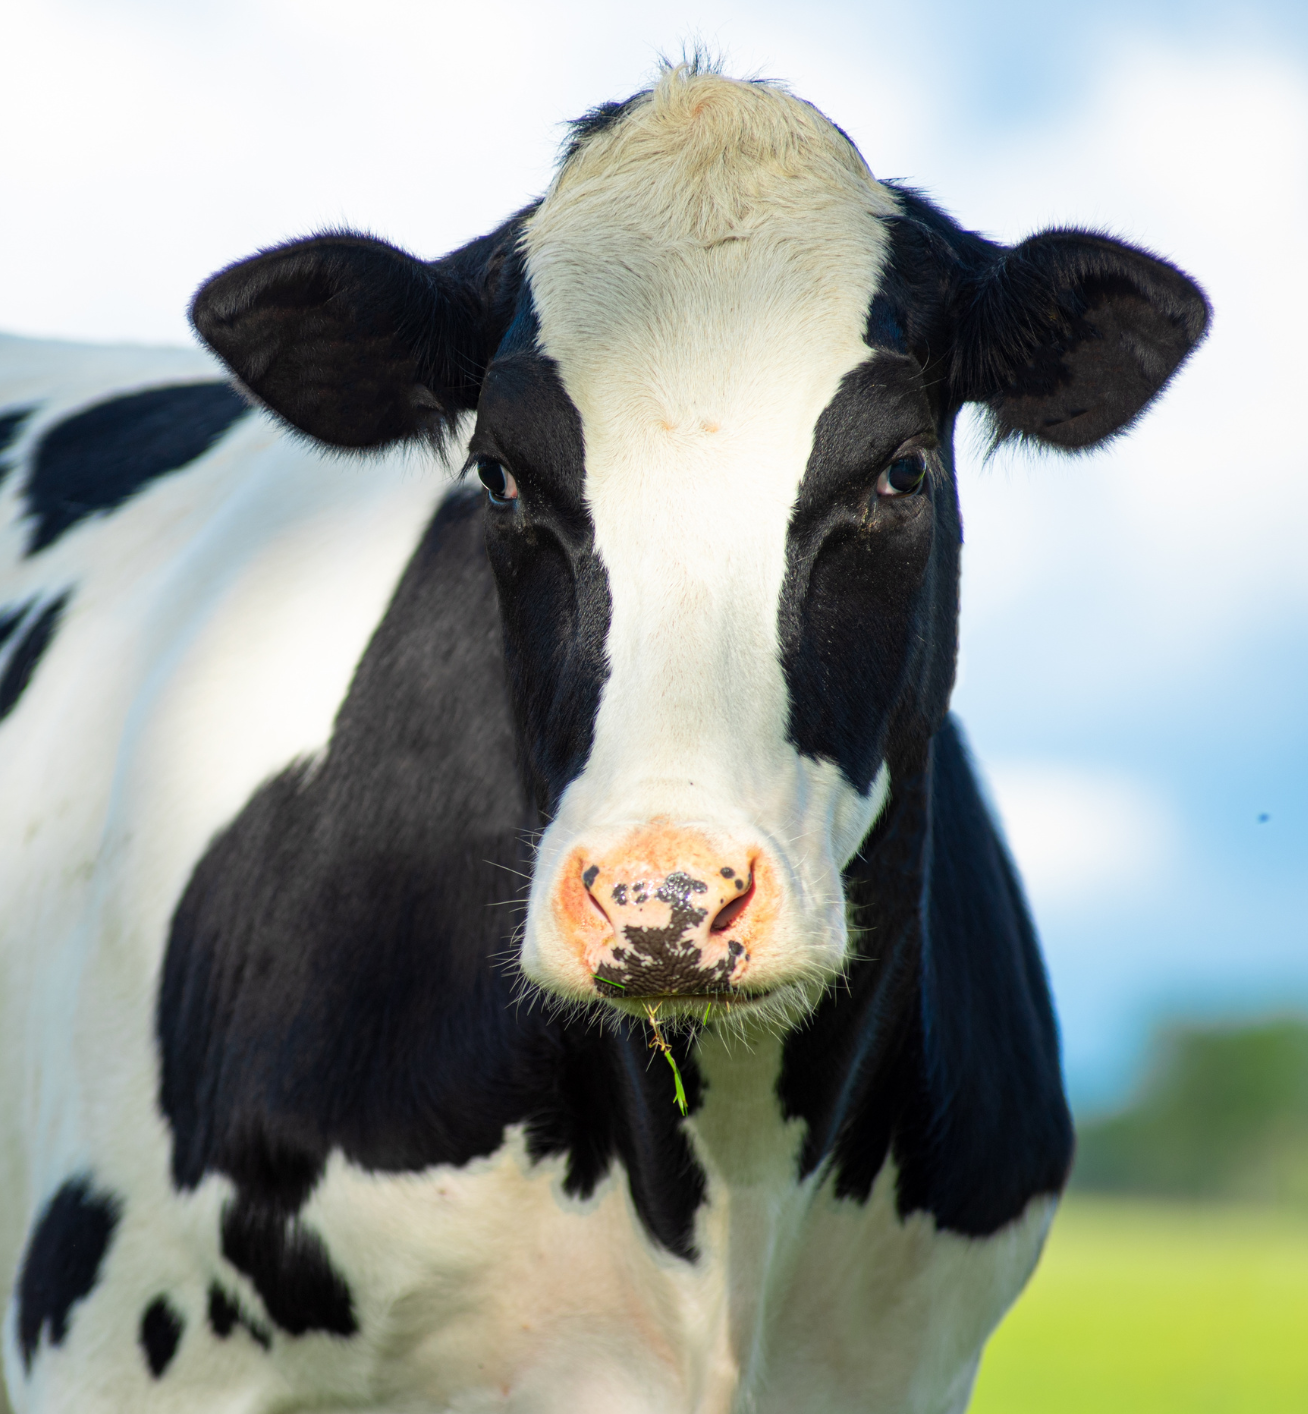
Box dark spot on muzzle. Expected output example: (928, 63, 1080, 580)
(597, 872, 740, 997)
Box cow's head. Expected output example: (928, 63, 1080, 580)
(194, 69, 1207, 1023)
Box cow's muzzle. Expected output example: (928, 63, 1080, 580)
(551, 824, 781, 1001)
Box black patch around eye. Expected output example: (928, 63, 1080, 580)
(17, 1176, 123, 1371)
(140, 1296, 184, 1377)
(475, 353, 612, 814)
(25, 382, 251, 556)
(779, 358, 939, 792)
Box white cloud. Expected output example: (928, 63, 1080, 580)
(949, 41, 1308, 700)
(982, 761, 1178, 908)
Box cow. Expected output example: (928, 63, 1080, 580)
(0, 64, 1207, 1414)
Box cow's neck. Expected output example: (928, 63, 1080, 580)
(770, 742, 931, 1194)
(686, 1027, 807, 1387)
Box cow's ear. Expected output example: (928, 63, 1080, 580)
(953, 230, 1210, 451)
(191, 229, 514, 450)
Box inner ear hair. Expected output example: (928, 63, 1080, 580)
(953, 229, 1211, 452)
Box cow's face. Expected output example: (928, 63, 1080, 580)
(194, 69, 1208, 1022)
(474, 83, 936, 1015)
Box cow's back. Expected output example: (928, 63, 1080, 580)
(0, 334, 452, 1396)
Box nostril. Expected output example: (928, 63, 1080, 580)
(581, 865, 612, 929)
(711, 877, 754, 933)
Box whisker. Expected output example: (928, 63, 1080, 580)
(483, 858, 535, 881)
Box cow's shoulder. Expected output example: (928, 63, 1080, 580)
(156, 486, 711, 1264)
(0, 334, 466, 1376)
(157, 488, 535, 1205)
(0, 331, 447, 939)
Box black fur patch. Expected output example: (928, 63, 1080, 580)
(779, 719, 1073, 1235)
(139, 1296, 184, 1377)
(17, 1177, 122, 1371)
(207, 1283, 271, 1349)
(473, 350, 611, 816)
(24, 383, 250, 554)
(0, 404, 36, 452)
(157, 490, 705, 1260)
(0, 598, 33, 654)
(0, 403, 37, 492)
(0, 593, 70, 722)
(897, 719, 1073, 1229)
(220, 1201, 356, 1338)
(780, 357, 949, 793)
(778, 743, 928, 1196)
(523, 1018, 705, 1259)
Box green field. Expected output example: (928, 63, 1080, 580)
(970, 1196, 1308, 1413)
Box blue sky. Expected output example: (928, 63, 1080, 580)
(3, 0, 1305, 1108)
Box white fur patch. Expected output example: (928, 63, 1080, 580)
(520, 73, 900, 998)
(0, 334, 455, 1410)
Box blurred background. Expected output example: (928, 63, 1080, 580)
(3, 1, 1306, 1406)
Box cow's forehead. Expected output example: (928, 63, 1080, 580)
(524, 73, 900, 444)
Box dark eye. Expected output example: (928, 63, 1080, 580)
(876, 455, 927, 498)
(476, 458, 518, 504)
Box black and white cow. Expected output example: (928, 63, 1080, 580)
(0, 67, 1206, 1413)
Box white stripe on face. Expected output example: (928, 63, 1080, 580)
(518, 73, 901, 1003)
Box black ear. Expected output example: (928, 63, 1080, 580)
(953, 230, 1210, 451)
(191, 217, 527, 450)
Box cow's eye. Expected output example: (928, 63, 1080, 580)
(876, 455, 927, 497)
(477, 458, 518, 504)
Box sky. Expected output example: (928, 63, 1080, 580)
(3, 0, 1305, 1108)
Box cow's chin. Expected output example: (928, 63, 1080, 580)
(590, 974, 838, 1038)
(518, 898, 851, 1035)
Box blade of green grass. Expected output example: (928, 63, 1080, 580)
(662, 1048, 688, 1115)
(644, 1003, 689, 1116)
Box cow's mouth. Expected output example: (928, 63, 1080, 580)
(600, 988, 774, 1013)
